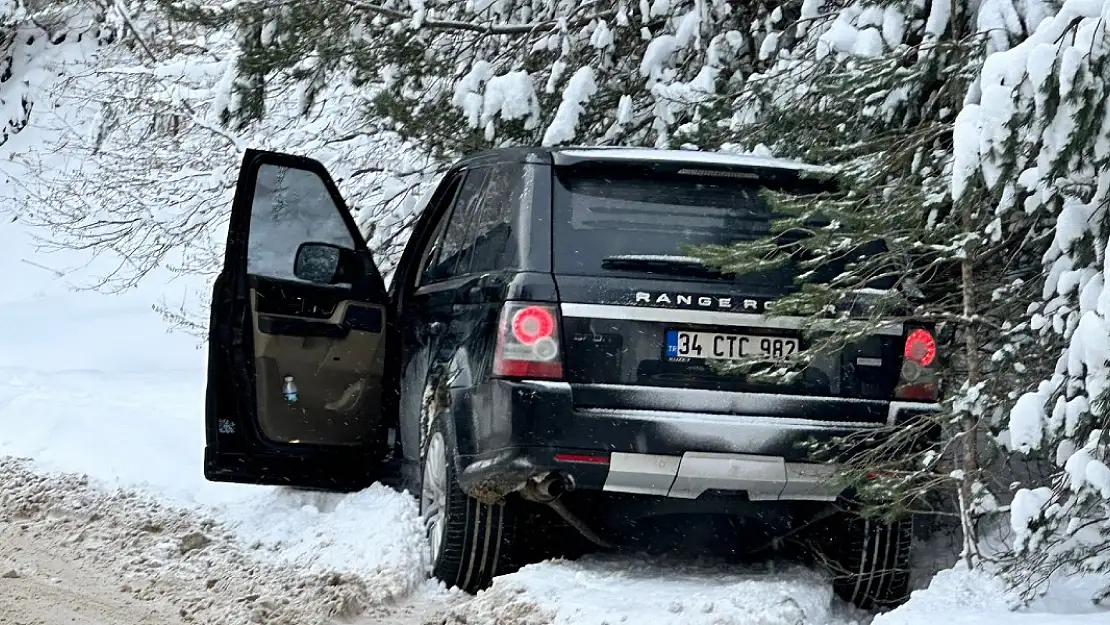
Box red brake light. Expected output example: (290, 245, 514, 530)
(904, 329, 936, 367)
(897, 327, 938, 401)
(512, 306, 555, 345)
(494, 303, 563, 380)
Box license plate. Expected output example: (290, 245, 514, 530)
(665, 330, 799, 360)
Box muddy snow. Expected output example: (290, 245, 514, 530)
(5, 452, 1107, 625)
(0, 458, 453, 625)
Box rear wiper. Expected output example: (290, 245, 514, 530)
(601, 255, 731, 277)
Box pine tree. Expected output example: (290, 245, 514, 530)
(968, 0, 1110, 604)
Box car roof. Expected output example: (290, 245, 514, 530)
(451, 146, 833, 175)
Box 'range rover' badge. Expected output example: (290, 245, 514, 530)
(633, 291, 775, 312)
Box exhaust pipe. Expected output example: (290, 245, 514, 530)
(520, 473, 613, 549)
(521, 473, 570, 503)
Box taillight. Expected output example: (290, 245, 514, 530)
(896, 326, 938, 401)
(904, 328, 936, 366)
(493, 302, 563, 379)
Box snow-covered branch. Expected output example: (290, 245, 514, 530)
(339, 0, 618, 35)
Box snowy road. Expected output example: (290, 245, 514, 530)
(5, 448, 1106, 625)
(1, 510, 188, 625)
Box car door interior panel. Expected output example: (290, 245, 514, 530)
(251, 289, 387, 446)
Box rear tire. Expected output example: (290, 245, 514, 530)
(823, 514, 913, 611)
(419, 415, 522, 593)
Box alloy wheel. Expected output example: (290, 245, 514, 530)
(420, 431, 448, 568)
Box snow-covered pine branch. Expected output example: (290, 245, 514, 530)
(161, 0, 796, 155)
(339, 0, 619, 35)
(1, 1, 120, 149)
(967, 0, 1110, 603)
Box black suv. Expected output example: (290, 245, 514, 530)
(204, 147, 938, 610)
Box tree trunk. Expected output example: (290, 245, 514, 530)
(958, 210, 982, 569)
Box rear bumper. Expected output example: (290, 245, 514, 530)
(454, 379, 937, 501)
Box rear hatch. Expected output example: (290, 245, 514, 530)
(550, 159, 903, 406)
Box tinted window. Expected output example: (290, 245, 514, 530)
(423, 168, 488, 283)
(247, 164, 355, 282)
(414, 174, 464, 287)
(463, 162, 524, 274)
(552, 166, 828, 285)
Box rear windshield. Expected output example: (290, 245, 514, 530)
(552, 165, 830, 284)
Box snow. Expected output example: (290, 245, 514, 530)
(924, 0, 952, 39)
(452, 557, 852, 625)
(409, 0, 426, 28)
(556, 146, 834, 173)
(1011, 487, 1055, 547)
(617, 94, 634, 124)
(881, 7, 906, 46)
(853, 27, 884, 57)
(0, 17, 432, 601)
(640, 34, 678, 79)
(453, 64, 541, 137)
(759, 31, 781, 61)
(481, 70, 540, 132)
(452, 60, 493, 128)
(874, 566, 1110, 625)
(675, 9, 701, 49)
(649, 0, 672, 19)
(590, 19, 614, 49)
(0, 218, 430, 589)
(1008, 380, 1054, 452)
(1063, 436, 1110, 497)
(541, 66, 598, 146)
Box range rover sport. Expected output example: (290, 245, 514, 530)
(203, 147, 939, 611)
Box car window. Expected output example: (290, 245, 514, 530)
(247, 164, 355, 282)
(552, 165, 840, 286)
(413, 173, 464, 288)
(423, 168, 488, 284)
(463, 162, 524, 274)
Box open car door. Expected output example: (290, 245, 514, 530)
(204, 149, 391, 491)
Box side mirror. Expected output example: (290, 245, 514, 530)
(294, 242, 349, 284)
